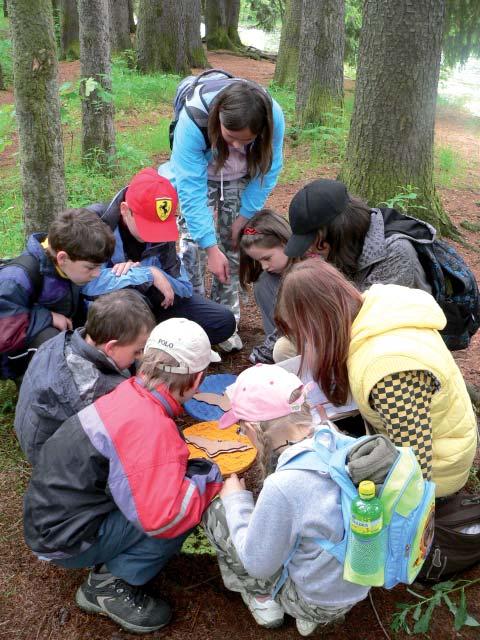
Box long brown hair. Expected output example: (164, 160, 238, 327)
(314, 197, 371, 277)
(275, 260, 363, 406)
(208, 82, 274, 178)
(239, 209, 291, 287)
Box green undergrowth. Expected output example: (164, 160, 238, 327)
(181, 526, 215, 556)
(434, 144, 468, 188)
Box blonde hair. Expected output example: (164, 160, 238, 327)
(241, 389, 313, 492)
(138, 350, 201, 394)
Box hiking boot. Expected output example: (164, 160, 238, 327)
(295, 618, 319, 636)
(75, 568, 172, 634)
(218, 332, 243, 353)
(240, 592, 284, 628)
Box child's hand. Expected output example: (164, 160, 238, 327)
(220, 473, 246, 499)
(150, 267, 175, 308)
(51, 311, 73, 331)
(112, 261, 140, 276)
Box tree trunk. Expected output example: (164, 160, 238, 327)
(3, 0, 7, 17)
(136, 0, 189, 74)
(9, 0, 66, 234)
(109, 0, 131, 54)
(274, 0, 302, 88)
(0, 62, 4, 91)
(78, 0, 115, 171)
(186, 0, 207, 67)
(59, 0, 80, 60)
(127, 0, 135, 33)
(205, 0, 242, 51)
(340, 0, 454, 235)
(296, 0, 345, 127)
(226, 0, 241, 47)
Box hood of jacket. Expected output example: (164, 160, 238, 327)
(357, 209, 436, 272)
(349, 284, 446, 360)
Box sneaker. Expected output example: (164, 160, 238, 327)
(75, 568, 172, 634)
(296, 618, 319, 637)
(240, 592, 284, 628)
(218, 332, 243, 353)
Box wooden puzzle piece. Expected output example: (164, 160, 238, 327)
(193, 392, 231, 411)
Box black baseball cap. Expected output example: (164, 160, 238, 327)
(284, 179, 349, 257)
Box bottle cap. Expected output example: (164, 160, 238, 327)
(358, 480, 376, 499)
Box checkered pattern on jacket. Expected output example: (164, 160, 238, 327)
(369, 370, 440, 480)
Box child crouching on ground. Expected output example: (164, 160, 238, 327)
(202, 364, 369, 637)
(15, 289, 155, 465)
(23, 318, 223, 635)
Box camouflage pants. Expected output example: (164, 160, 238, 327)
(202, 499, 353, 626)
(178, 177, 248, 324)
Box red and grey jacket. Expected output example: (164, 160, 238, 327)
(23, 377, 222, 558)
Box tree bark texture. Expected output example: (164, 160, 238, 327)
(9, 0, 66, 234)
(127, 0, 135, 33)
(186, 0, 207, 67)
(274, 0, 302, 88)
(340, 0, 453, 235)
(78, 0, 115, 170)
(205, 0, 242, 51)
(109, 0, 131, 53)
(60, 0, 80, 60)
(0, 62, 4, 90)
(136, 0, 189, 74)
(296, 0, 345, 127)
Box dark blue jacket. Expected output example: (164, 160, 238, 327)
(0, 234, 80, 376)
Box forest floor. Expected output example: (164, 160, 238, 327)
(0, 51, 480, 640)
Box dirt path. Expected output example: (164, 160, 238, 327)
(1, 52, 480, 640)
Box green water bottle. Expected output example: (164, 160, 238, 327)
(348, 480, 384, 582)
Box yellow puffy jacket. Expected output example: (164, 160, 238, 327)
(348, 284, 477, 497)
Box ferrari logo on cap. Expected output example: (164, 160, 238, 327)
(155, 198, 173, 221)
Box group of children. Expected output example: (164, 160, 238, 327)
(0, 73, 478, 636)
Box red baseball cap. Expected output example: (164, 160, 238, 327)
(125, 168, 179, 242)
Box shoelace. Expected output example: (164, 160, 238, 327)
(114, 580, 149, 610)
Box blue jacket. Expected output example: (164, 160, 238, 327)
(165, 89, 285, 249)
(82, 187, 192, 301)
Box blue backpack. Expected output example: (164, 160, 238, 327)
(273, 426, 435, 593)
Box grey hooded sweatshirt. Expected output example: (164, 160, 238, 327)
(222, 433, 369, 608)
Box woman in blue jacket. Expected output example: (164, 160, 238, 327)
(163, 77, 285, 352)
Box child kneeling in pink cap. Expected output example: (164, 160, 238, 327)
(202, 364, 369, 637)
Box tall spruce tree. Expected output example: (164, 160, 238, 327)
(274, 0, 302, 88)
(136, 0, 189, 74)
(340, 0, 454, 235)
(295, 0, 345, 126)
(78, 0, 115, 170)
(9, 0, 66, 233)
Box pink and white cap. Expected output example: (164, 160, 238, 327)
(218, 364, 306, 429)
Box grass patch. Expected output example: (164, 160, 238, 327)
(0, 13, 12, 89)
(434, 144, 468, 188)
(0, 104, 15, 154)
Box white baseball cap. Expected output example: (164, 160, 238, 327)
(144, 318, 221, 373)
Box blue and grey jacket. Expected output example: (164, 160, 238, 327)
(14, 327, 129, 465)
(82, 186, 192, 301)
(163, 83, 285, 249)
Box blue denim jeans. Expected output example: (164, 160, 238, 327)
(55, 510, 189, 586)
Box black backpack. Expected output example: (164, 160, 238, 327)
(0, 254, 43, 300)
(0, 254, 43, 379)
(382, 208, 480, 351)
